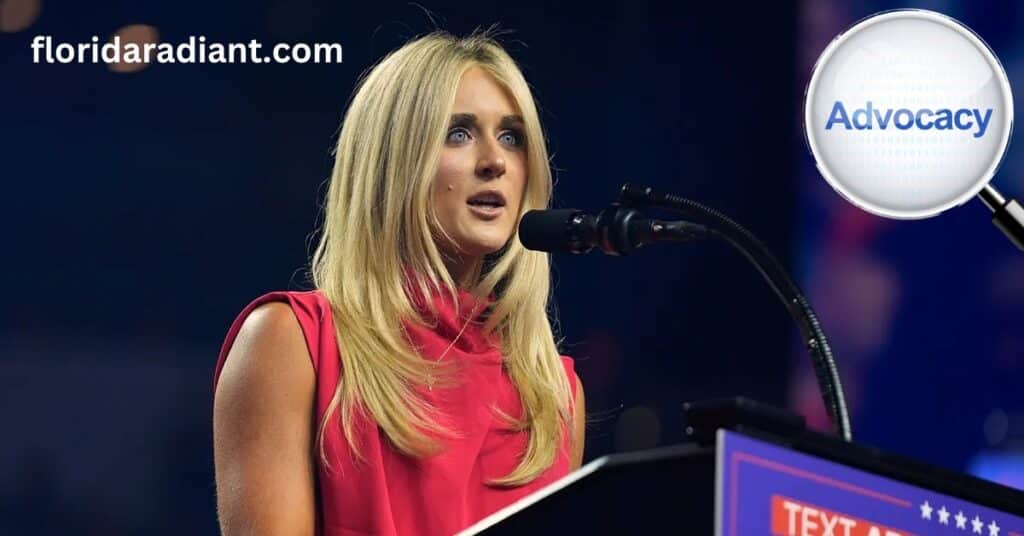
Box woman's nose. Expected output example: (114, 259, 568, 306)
(475, 138, 506, 179)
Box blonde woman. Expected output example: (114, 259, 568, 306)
(212, 30, 585, 536)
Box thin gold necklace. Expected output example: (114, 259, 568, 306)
(427, 305, 476, 391)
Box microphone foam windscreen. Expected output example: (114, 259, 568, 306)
(518, 209, 580, 252)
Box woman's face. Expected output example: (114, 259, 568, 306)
(432, 66, 527, 277)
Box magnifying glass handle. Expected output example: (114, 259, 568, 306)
(979, 184, 1024, 251)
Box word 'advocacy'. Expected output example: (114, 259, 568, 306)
(825, 101, 993, 138)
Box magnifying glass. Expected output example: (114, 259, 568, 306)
(804, 9, 1024, 250)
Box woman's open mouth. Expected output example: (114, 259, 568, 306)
(467, 191, 506, 220)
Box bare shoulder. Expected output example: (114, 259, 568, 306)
(216, 301, 314, 418)
(220, 301, 312, 386)
(213, 301, 317, 535)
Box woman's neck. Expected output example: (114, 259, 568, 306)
(441, 252, 482, 289)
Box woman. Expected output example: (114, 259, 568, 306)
(212, 30, 585, 536)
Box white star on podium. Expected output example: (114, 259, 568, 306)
(987, 520, 1000, 536)
(920, 500, 934, 520)
(938, 506, 950, 524)
(955, 511, 967, 529)
(972, 516, 984, 534)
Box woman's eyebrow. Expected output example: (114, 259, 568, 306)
(499, 115, 525, 128)
(448, 113, 525, 128)
(449, 113, 476, 126)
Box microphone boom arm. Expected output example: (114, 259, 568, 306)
(618, 184, 853, 442)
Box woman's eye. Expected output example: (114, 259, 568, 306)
(500, 130, 524, 147)
(446, 128, 470, 144)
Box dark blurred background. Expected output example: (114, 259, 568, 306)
(1, 0, 1022, 533)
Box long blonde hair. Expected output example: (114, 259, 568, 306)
(310, 30, 573, 486)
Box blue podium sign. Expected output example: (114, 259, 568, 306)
(716, 430, 1024, 536)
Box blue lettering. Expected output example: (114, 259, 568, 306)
(826, 101, 851, 130)
(915, 109, 934, 130)
(823, 102, 994, 138)
(934, 109, 953, 129)
(852, 101, 873, 130)
(954, 109, 974, 131)
(893, 109, 914, 130)
(974, 108, 993, 138)
(874, 108, 893, 129)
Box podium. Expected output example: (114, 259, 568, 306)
(460, 399, 1024, 535)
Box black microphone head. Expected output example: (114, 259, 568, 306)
(518, 209, 594, 253)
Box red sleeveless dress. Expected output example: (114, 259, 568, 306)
(213, 287, 577, 535)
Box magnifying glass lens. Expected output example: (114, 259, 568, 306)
(805, 10, 1013, 219)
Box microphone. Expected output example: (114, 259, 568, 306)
(519, 184, 853, 442)
(519, 205, 709, 255)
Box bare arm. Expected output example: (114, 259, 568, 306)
(213, 302, 317, 536)
(570, 372, 586, 470)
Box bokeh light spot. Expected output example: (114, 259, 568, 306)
(0, 0, 41, 33)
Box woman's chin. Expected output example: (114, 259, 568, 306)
(455, 234, 511, 258)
